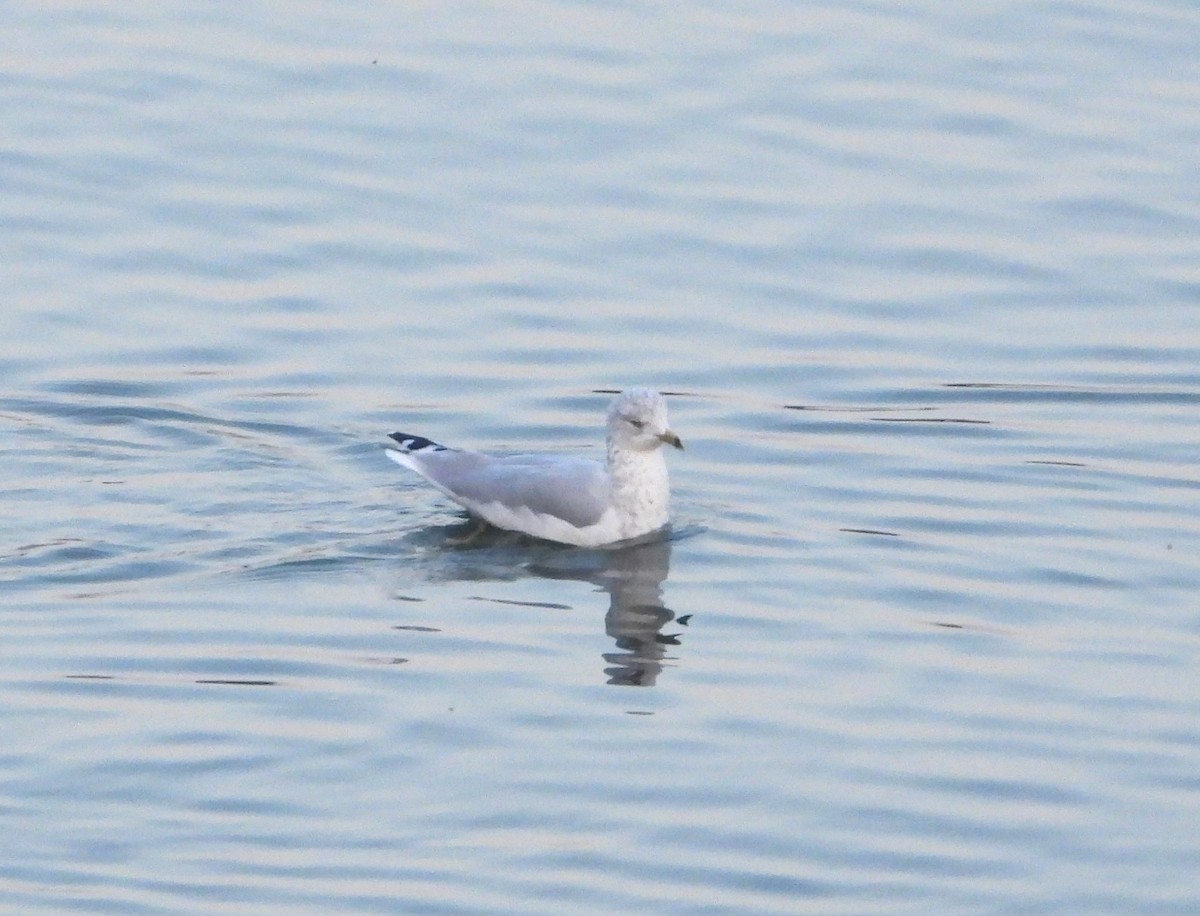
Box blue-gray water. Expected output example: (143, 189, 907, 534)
(3, 1, 1199, 913)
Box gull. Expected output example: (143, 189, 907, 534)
(385, 388, 683, 547)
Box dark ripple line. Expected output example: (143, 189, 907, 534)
(785, 404, 937, 413)
(871, 417, 991, 425)
(469, 595, 574, 610)
(943, 383, 1200, 405)
(62, 675, 278, 686)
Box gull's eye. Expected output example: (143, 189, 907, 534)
(628, 418, 645, 430)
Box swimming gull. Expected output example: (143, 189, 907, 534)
(385, 388, 683, 546)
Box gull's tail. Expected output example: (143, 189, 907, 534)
(387, 432, 449, 454)
(385, 431, 453, 474)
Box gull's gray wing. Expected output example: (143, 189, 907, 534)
(386, 435, 611, 529)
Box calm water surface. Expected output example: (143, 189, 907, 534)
(3, 1, 1199, 913)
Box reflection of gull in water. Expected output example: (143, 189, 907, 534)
(531, 536, 681, 687)
(394, 524, 687, 686)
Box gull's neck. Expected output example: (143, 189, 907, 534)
(606, 440, 670, 538)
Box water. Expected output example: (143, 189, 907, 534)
(3, 1, 1199, 912)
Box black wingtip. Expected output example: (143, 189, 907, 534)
(387, 432, 447, 452)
